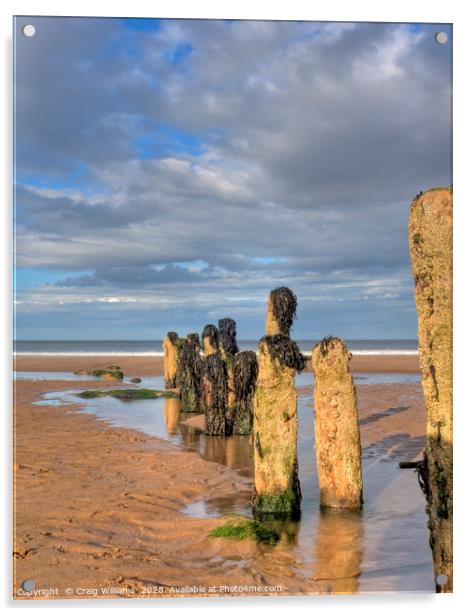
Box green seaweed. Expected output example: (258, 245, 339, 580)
(77, 389, 178, 400)
(252, 488, 301, 520)
(208, 519, 280, 545)
(74, 368, 124, 380)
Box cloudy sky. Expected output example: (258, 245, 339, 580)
(14, 17, 452, 341)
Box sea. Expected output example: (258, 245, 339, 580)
(14, 339, 418, 356)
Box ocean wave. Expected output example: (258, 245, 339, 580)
(14, 349, 418, 357)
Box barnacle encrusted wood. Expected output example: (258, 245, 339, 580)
(233, 351, 259, 435)
(312, 336, 363, 510)
(202, 324, 220, 356)
(252, 335, 304, 518)
(265, 287, 298, 336)
(409, 187, 453, 593)
(202, 354, 228, 436)
(163, 331, 181, 389)
(177, 334, 202, 412)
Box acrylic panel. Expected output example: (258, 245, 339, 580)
(13, 16, 453, 600)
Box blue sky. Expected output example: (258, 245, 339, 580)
(13, 18, 452, 340)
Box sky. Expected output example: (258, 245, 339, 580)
(13, 17, 452, 341)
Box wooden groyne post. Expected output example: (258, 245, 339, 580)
(202, 354, 228, 436)
(253, 287, 304, 518)
(233, 350, 259, 435)
(218, 318, 239, 431)
(409, 187, 453, 592)
(163, 331, 181, 389)
(312, 336, 363, 510)
(177, 333, 202, 413)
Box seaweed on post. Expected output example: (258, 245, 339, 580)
(201, 354, 228, 436)
(202, 324, 220, 356)
(185, 332, 201, 351)
(233, 351, 259, 435)
(265, 287, 298, 336)
(177, 335, 202, 413)
(218, 318, 239, 358)
(218, 317, 239, 432)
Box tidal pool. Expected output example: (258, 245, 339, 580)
(31, 372, 432, 593)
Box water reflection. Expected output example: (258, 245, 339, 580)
(31, 379, 433, 593)
(163, 397, 180, 435)
(313, 509, 363, 594)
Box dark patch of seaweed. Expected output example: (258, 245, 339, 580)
(177, 339, 203, 410)
(270, 287, 298, 335)
(218, 318, 239, 356)
(186, 333, 201, 351)
(261, 335, 305, 372)
(166, 331, 180, 347)
(233, 351, 258, 434)
(202, 354, 228, 410)
(233, 351, 259, 402)
(202, 324, 220, 351)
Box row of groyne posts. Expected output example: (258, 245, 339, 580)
(162, 187, 452, 593)
(163, 287, 363, 519)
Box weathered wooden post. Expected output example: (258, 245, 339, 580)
(409, 187, 453, 592)
(202, 324, 219, 356)
(177, 333, 202, 413)
(265, 287, 298, 336)
(233, 351, 259, 435)
(311, 336, 363, 510)
(218, 318, 239, 432)
(201, 354, 228, 436)
(252, 334, 305, 519)
(163, 331, 181, 389)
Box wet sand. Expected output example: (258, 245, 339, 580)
(13, 357, 427, 600)
(14, 353, 420, 375)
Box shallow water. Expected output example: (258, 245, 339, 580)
(15, 371, 165, 390)
(30, 373, 432, 593)
(18, 370, 418, 388)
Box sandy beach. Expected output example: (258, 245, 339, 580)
(13, 355, 428, 600)
(14, 353, 420, 375)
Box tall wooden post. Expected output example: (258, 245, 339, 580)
(233, 351, 259, 435)
(218, 318, 239, 431)
(163, 331, 181, 389)
(253, 334, 305, 519)
(409, 187, 453, 592)
(202, 354, 228, 436)
(312, 337, 363, 510)
(177, 333, 202, 413)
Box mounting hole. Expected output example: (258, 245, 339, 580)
(434, 31, 448, 45)
(21, 579, 35, 592)
(436, 573, 449, 587)
(22, 24, 36, 38)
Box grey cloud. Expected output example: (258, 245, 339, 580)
(14, 18, 451, 338)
